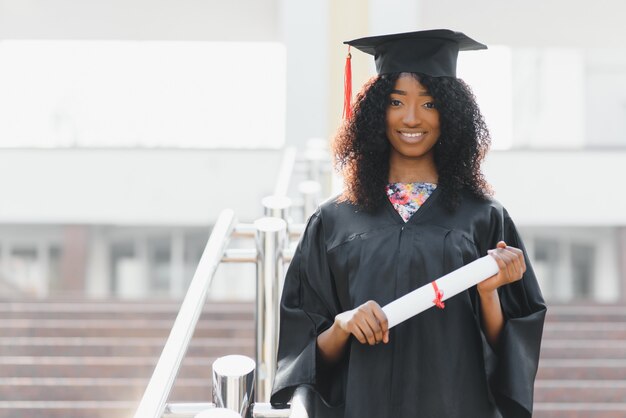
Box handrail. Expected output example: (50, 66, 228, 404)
(133, 209, 237, 418)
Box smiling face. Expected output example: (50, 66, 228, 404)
(385, 73, 441, 163)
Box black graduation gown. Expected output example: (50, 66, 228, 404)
(271, 188, 546, 418)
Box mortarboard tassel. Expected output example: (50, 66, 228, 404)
(431, 281, 445, 309)
(342, 46, 352, 120)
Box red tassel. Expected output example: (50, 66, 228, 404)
(342, 46, 352, 120)
(432, 281, 445, 309)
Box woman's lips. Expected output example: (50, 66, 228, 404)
(397, 131, 426, 143)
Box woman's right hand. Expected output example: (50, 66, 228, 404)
(334, 300, 389, 345)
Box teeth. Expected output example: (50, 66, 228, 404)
(400, 132, 425, 138)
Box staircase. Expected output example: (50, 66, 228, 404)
(535, 304, 626, 418)
(0, 299, 255, 418)
(2, 300, 626, 418)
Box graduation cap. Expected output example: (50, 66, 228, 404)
(341, 29, 487, 119)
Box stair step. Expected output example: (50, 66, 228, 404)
(0, 356, 223, 379)
(534, 402, 626, 418)
(0, 301, 254, 320)
(5, 298, 626, 416)
(543, 322, 626, 339)
(0, 300, 251, 310)
(541, 340, 626, 359)
(0, 318, 254, 338)
(0, 337, 254, 357)
(537, 359, 626, 380)
(0, 299, 253, 417)
(0, 377, 211, 402)
(546, 305, 626, 323)
(0, 401, 136, 418)
(536, 380, 626, 402)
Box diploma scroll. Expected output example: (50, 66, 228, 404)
(383, 255, 499, 329)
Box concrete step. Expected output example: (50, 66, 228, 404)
(0, 356, 233, 379)
(0, 300, 254, 320)
(546, 305, 626, 323)
(6, 379, 613, 405)
(0, 377, 211, 402)
(543, 322, 626, 339)
(14, 337, 626, 360)
(536, 380, 626, 403)
(0, 298, 254, 418)
(0, 318, 254, 338)
(0, 378, 212, 402)
(540, 340, 626, 359)
(0, 401, 136, 418)
(537, 359, 626, 380)
(0, 337, 254, 357)
(2, 403, 626, 418)
(534, 402, 626, 418)
(6, 298, 626, 417)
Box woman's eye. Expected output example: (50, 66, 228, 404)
(423, 102, 436, 109)
(389, 99, 402, 107)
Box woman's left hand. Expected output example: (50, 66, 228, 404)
(478, 241, 526, 295)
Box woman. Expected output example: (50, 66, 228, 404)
(271, 29, 546, 418)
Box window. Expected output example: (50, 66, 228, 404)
(571, 243, 595, 299)
(533, 238, 559, 299)
(110, 241, 135, 295)
(456, 46, 626, 149)
(149, 238, 171, 295)
(48, 245, 63, 293)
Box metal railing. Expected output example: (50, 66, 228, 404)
(134, 143, 332, 417)
(134, 209, 237, 418)
(254, 217, 287, 401)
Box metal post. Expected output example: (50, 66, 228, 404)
(133, 210, 237, 418)
(298, 180, 321, 220)
(212, 355, 256, 417)
(261, 196, 292, 221)
(254, 217, 287, 402)
(262, 196, 292, 251)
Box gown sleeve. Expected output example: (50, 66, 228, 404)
(270, 210, 345, 407)
(480, 206, 547, 418)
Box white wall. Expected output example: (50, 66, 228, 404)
(0, 0, 280, 41)
(0, 0, 332, 150)
(0, 148, 622, 227)
(368, 0, 420, 36)
(586, 49, 626, 147)
(420, 1, 626, 48)
(484, 150, 626, 226)
(280, 0, 330, 148)
(511, 49, 586, 149)
(0, 149, 282, 225)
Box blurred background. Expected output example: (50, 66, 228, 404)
(1, 0, 625, 303)
(1, 1, 626, 417)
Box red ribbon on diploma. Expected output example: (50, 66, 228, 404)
(431, 281, 445, 309)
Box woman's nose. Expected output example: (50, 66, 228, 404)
(402, 107, 421, 126)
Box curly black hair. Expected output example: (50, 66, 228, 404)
(332, 72, 492, 212)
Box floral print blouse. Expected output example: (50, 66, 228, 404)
(385, 182, 437, 222)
